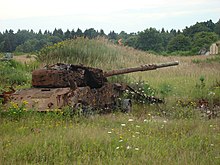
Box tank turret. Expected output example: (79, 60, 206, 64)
(32, 61, 179, 88)
(32, 63, 106, 88)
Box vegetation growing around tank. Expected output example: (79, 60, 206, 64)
(0, 31, 220, 164)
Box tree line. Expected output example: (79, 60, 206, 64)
(0, 19, 219, 55)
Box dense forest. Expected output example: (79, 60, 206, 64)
(0, 19, 219, 55)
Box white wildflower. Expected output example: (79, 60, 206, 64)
(208, 92, 215, 96)
(121, 123, 126, 127)
(128, 119, 134, 122)
(144, 119, 150, 122)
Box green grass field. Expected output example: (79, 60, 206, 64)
(0, 113, 220, 165)
(0, 38, 220, 164)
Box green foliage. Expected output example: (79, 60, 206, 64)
(0, 60, 39, 88)
(130, 81, 156, 96)
(167, 34, 191, 52)
(2, 101, 29, 120)
(214, 19, 220, 36)
(84, 28, 99, 39)
(16, 39, 42, 53)
(0, 60, 31, 86)
(118, 31, 128, 40)
(38, 38, 120, 66)
(52, 28, 64, 39)
(183, 20, 215, 37)
(124, 35, 138, 48)
(158, 83, 173, 98)
(15, 29, 35, 46)
(192, 32, 219, 52)
(192, 75, 220, 102)
(75, 28, 83, 37)
(122, 81, 157, 104)
(108, 31, 118, 40)
(193, 76, 207, 99)
(3, 30, 17, 52)
(160, 31, 173, 51)
(137, 28, 163, 52)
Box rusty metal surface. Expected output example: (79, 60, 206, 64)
(32, 63, 107, 88)
(0, 87, 16, 104)
(104, 61, 179, 77)
(9, 83, 123, 111)
(11, 87, 71, 111)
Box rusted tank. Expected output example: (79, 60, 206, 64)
(2, 61, 179, 113)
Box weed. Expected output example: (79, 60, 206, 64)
(2, 100, 29, 120)
(159, 83, 173, 98)
(194, 76, 207, 99)
(0, 60, 32, 86)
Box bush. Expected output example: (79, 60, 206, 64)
(0, 60, 38, 87)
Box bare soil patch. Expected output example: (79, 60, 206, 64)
(13, 55, 36, 63)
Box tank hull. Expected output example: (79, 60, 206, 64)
(10, 83, 125, 112)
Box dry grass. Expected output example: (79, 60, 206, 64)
(13, 54, 37, 64)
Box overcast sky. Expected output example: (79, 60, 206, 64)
(0, 0, 220, 33)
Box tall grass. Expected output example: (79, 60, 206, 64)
(0, 113, 219, 164)
(38, 37, 121, 68)
(0, 60, 39, 88)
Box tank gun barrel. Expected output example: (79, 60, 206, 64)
(104, 61, 179, 77)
